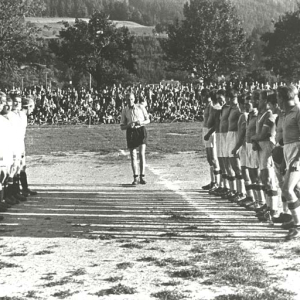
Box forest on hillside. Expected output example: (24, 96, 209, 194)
(42, 0, 298, 34)
(11, 0, 300, 88)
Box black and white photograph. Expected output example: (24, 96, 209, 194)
(0, 0, 300, 299)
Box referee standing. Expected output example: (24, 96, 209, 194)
(120, 93, 150, 185)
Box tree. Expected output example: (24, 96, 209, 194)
(261, 6, 300, 81)
(161, 0, 252, 82)
(0, 0, 45, 76)
(50, 11, 136, 87)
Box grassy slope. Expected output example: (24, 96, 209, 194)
(26, 17, 155, 38)
(27, 0, 299, 39)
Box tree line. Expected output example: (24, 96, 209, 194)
(1, 0, 300, 89)
(41, 0, 298, 32)
(42, 0, 184, 26)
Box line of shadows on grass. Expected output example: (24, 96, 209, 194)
(0, 186, 285, 242)
(151, 289, 186, 300)
(51, 290, 79, 299)
(214, 287, 296, 300)
(0, 261, 20, 269)
(94, 283, 136, 297)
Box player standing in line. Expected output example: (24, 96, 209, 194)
(201, 89, 219, 190)
(204, 90, 227, 195)
(20, 97, 37, 196)
(1, 95, 20, 205)
(214, 89, 232, 198)
(267, 90, 292, 225)
(231, 94, 255, 208)
(6, 93, 27, 202)
(204, 90, 221, 192)
(0, 92, 13, 215)
(251, 90, 280, 223)
(241, 93, 266, 211)
(225, 89, 246, 202)
(120, 93, 150, 185)
(278, 85, 300, 240)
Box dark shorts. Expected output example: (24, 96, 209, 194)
(126, 126, 147, 149)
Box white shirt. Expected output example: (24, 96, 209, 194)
(6, 110, 27, 155)
(120, 104, 149, 127)
(0, 114, 13, 163)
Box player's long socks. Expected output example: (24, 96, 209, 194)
(20, 170, 28, 191)
(13, 175, 21, 195)
(0, 183, 2, 203)
(228, 176, 237, 194)
(210, 166, 215, 184)
(245, 181, 255, 202)
(288, 200, 300, 226)
(222, 174, 230, 190)
(236, 174, 246, 195)
(6, 177, 14, 199)
(214, 170, 221, 187)
(0, 171, 4, 203)
(252, 183, 264, 207)
(282, 196, 290, 214)
(266, 189, 280, 217)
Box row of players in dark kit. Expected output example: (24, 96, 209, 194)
(201, 85, 300, 241)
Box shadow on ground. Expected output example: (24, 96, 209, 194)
(0, 186, 285, 242)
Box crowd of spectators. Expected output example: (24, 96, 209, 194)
(1, 82, 205, 125)
(1, 80, 296, 125)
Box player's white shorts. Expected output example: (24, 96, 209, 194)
(215, 132, 222, 157)
(246, 142, 259, 169)
(219, 132, 227, 157)
(226, 131, 238, 158)
(239, 143, 247, 167)
(284, 142, 300, 169)
(258, 141, 275, 170)
(202, 127, 215, 148)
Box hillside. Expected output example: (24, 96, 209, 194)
(26, 17, 155, 38)
(41, 0, 299, 35)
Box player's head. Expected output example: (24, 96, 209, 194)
(266, 93, 278, 114)
(288, 84, 299, 104)
(126, 93, 135, 107)
(238, 94, 246, 111)
(0, 92, 6, 112)
(10, 93, 22, 111)
(22, 96, 35, 115)
(227, 89, 238, 106)
(216, 89, 225, 106)
(209, 89, 218, 105)
(200, 88, 210, 104)
(259, 89, 273, 110)
(251, 89, 260, 109)
(245, 95, 253, 113)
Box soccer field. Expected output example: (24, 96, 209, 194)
(0, 122, 299, 299)
(25, 122, 205, 156)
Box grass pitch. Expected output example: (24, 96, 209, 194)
(26, 122, 205, 156)
(0, 122, 296, 299)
